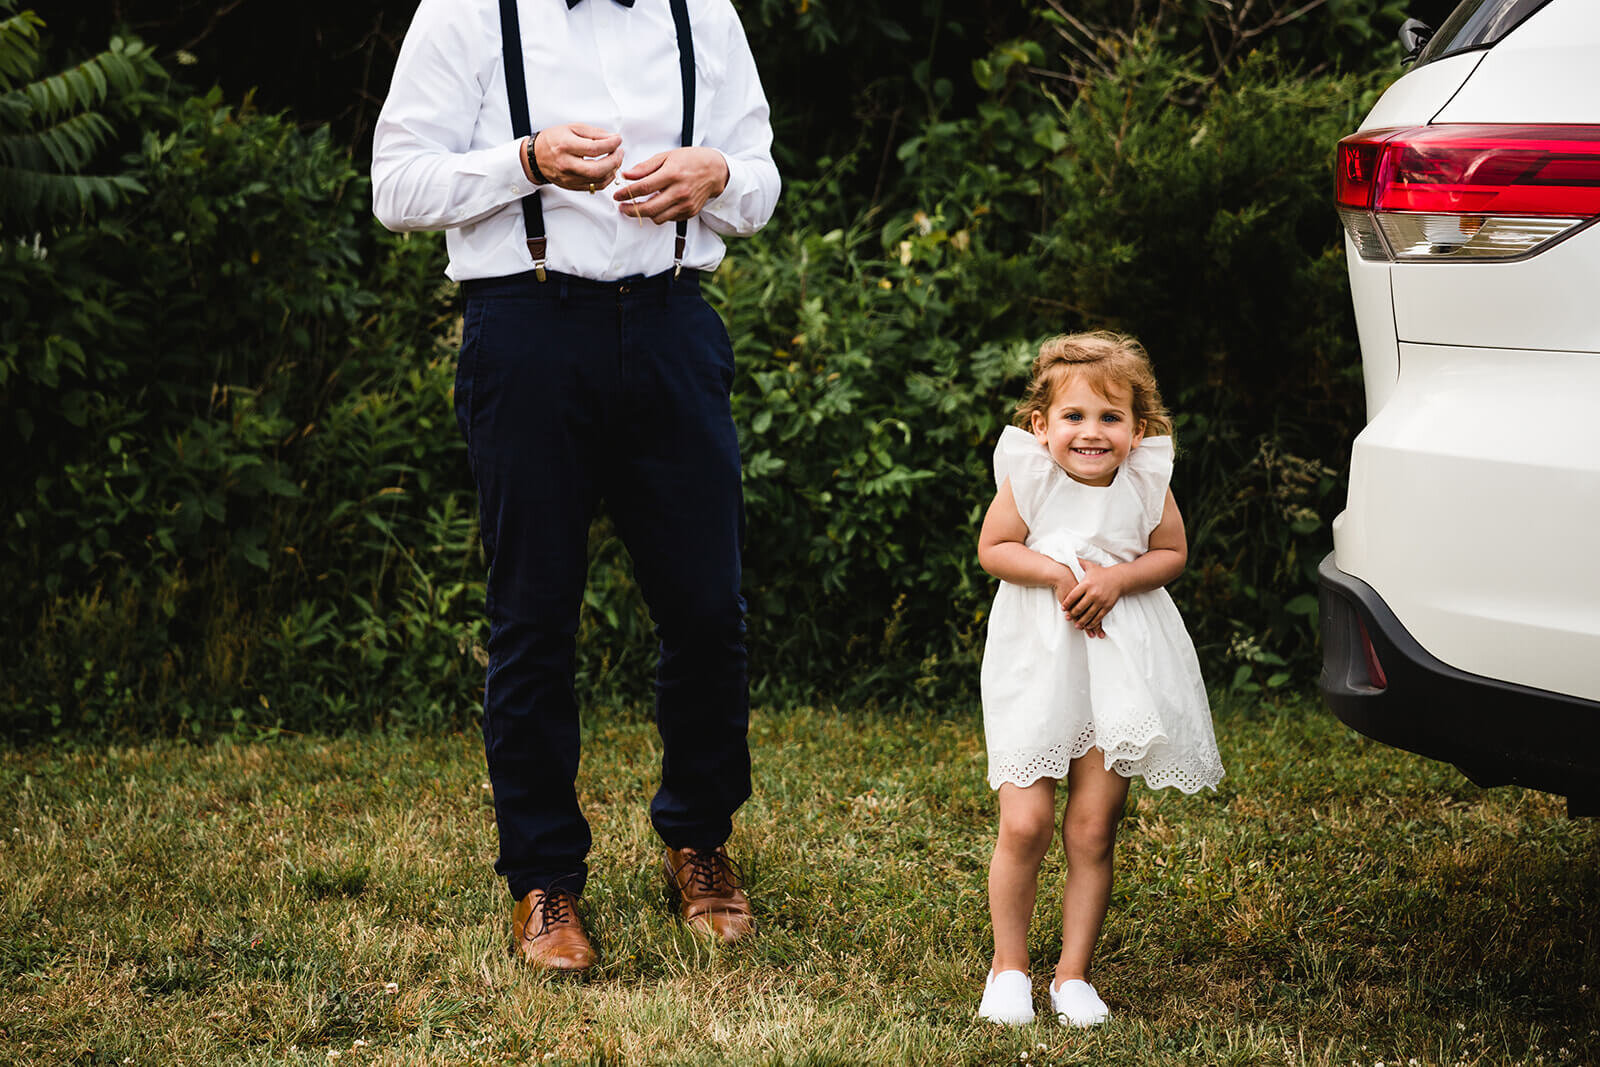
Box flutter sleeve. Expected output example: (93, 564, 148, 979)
(993, 425, 1058, 529)
(1123, 435, 1175, 534)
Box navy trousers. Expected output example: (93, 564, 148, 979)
(455, 268, 751, 901)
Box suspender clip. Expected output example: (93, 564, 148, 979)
(527, 237, 548, 283)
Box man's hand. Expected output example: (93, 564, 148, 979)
(529, 124, 624, 190)
(612, 147, 729, 224)
(1061, 559, 1124, 637)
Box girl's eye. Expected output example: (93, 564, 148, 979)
(1064, 412, 1082, 422)
(1102, 413, 1121, 423)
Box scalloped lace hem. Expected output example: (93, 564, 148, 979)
(988, 734, 1224, 795)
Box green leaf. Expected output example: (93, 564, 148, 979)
(1285, 594, 1319, 616)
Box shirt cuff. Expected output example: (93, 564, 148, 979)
(496, 137, 541, 198)
(702, 149, 743, 216)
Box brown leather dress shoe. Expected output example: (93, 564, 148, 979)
(662, 845, 755, 944)
(511, 887, 597, 971)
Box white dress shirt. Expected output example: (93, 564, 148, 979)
(372, 0, 780, 282)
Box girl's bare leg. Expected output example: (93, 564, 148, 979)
(1054, 753, 1129, 985)
(988, 779, 1057, 975)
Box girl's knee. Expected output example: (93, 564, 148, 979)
(998, 808, 1055, 861)
(1061, 811, 1119, 862)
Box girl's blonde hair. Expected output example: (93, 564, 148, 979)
(1014, 331, 1174, 441)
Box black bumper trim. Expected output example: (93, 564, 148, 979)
(1318, 552, 1600, 805)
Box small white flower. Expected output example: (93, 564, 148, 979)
(353, 1040, 368, 1048)
(384, 982, 399, 994)
(327, 1053, 340, 1061)
(1037, 1045, 1047, 1052)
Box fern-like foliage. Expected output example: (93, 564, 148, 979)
(0, 2, 164, 234)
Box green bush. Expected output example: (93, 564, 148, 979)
(705, 35, 1393, 704)
(0, 0, 164, 234)
(4, 13, 1403, 739)
(1, 86, 482, 737)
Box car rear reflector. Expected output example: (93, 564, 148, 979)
(1356, 618, 1388, 691)
(1336, 125, 1600, 262)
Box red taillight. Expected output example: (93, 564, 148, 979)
(1377, 126, 1600, 215)
(1336, 125, 1600, 262)
(1334, 133, 1387, 210)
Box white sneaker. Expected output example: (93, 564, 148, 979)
(978, 969, 1035, 1025)
(1050, 978, 1109, 1027)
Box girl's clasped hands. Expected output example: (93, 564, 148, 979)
(1053, 558, 1124, 638)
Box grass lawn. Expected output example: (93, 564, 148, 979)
(2, 695, 1597, 1065)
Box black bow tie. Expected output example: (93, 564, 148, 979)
(567, 0, 634, 7)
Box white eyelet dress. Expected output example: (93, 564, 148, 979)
(981, 426, 1224, 793)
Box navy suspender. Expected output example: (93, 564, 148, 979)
(497, 0, 544, 278)
(497, 0, 696, 282)
(667, 0, 693, 276)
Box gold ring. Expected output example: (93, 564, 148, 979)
(588, 183, 596, 194)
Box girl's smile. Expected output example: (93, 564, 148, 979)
(1029, 375, 1145, 486)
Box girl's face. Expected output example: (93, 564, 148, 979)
(1030, 374, 1146, 486)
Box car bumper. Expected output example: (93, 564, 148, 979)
(1318, 552, 1600, 811)
(1333, 343, 1600, 703)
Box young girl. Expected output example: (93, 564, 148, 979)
(975, 332, 1223, 1027)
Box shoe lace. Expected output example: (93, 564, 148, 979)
(683, 848, 744, 895)
(535, 888, 574, 936)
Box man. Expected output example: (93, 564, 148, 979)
(372, 0, 779, 971)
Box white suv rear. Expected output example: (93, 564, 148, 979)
(1320, 0, 1600, 812)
